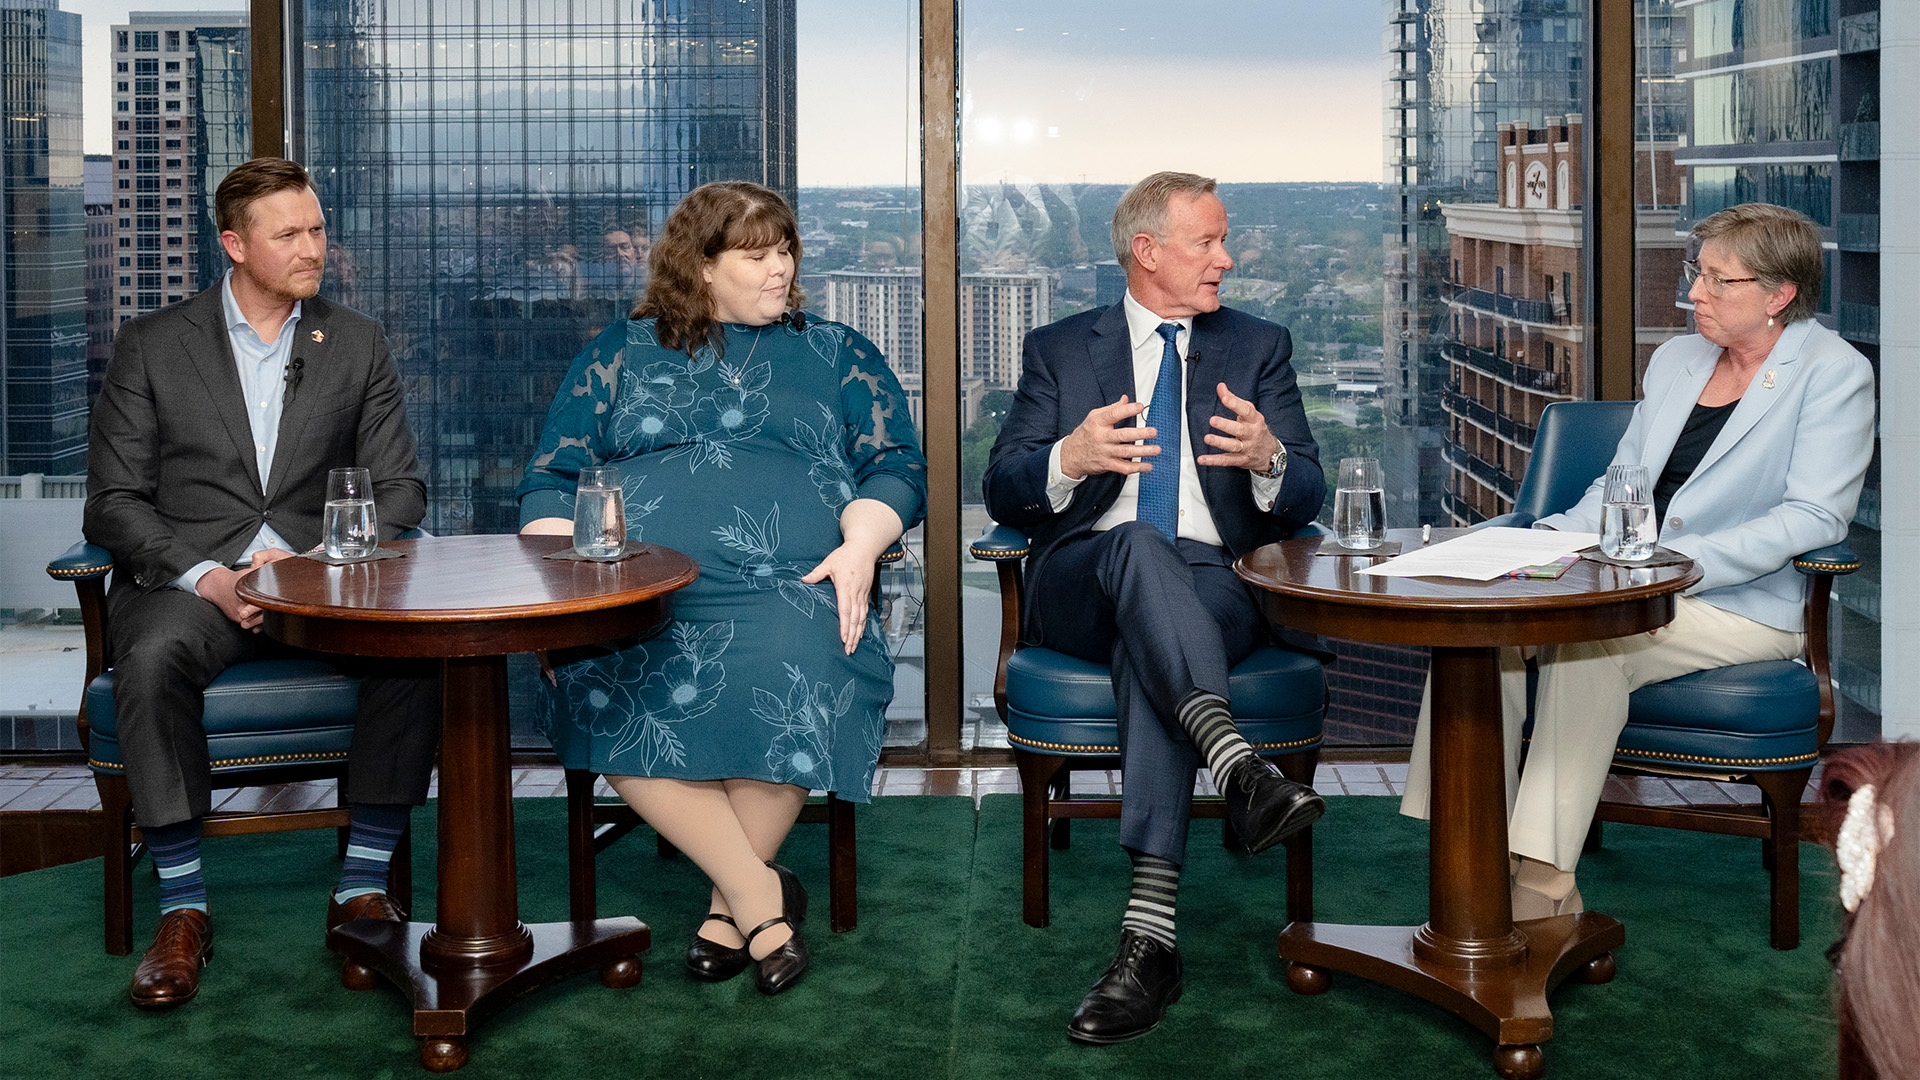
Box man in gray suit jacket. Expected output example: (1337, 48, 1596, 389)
(84, 158, 438, 1009)
(985, 172, 1327, 1044)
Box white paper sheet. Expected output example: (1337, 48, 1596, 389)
(1356, 527, 1600, 580)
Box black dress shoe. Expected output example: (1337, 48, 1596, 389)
(686, 913, 752, 982)
(746, 915, 810, 995)
(1220, 756, 1325, 854)
(767, 861, 808, 926)
(1067, 930, 1183, 1045)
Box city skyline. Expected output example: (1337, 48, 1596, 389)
(66, 0, 1383, 185)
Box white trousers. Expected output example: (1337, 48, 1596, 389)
(1399, 595, 1804, 871)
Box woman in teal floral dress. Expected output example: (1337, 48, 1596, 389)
(518, 183, 925, 995)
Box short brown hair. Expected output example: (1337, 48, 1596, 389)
(1111, 172, 1218, 270)
(214, 157, 317, 235)
(635, 182, 805, 357)
(1690, 202, 1823, 323)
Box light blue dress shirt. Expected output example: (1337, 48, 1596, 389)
(172, 272, 302, 594)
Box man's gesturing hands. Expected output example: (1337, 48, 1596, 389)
(1059, 384, 1277, 480)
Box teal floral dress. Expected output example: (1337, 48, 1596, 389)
(517, 316, 926, 799)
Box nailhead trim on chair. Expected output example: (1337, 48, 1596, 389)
(969, 544, 1030, 560)
(46, 564, 113, 579)
(1008, 732, 1320, 755)
(1791, 557, 1859, 573)
(90, 749, 350, 773)
(1613, 747, 1819, 769)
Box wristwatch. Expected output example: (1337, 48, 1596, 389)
(1259, 444, 1287, 479)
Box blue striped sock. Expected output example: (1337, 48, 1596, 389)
(333, 803, 409, 903)
(145, 818, 208, 915)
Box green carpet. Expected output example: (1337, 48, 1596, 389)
(0, 796, 1842, 1080)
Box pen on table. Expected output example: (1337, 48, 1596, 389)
(1422, 524, 1431, 545)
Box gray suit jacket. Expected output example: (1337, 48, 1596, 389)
(1539, 319, 1874, 632)
(84, 286, 426, 593)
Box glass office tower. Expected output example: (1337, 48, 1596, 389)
(302, 0, 798, 535)
(1, 0, 87, 477)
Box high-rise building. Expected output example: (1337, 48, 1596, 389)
(1, 0, 87, 476)
(825, 268, 924, 379)
(961, 270, 1051, 389)
(189, 23, 250, 293)
(1383, 0, 1600, 530)
(302, 0, 798, 536)
(1439, 117, 1687, 526)
(109, 11, 248, 322)
(84, 155, 114, 405)
(1672, 0, 1884, 737)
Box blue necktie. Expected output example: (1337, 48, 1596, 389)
(1136, 323, 1183, 540)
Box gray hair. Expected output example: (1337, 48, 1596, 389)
(1691, 202, 1823, 324)
(1111, 171, 1218, 270)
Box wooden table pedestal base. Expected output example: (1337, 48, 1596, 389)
(1280, 913, 1622, 1080)
(328, 917, 649, 1072)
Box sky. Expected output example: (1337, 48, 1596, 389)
(64, 0, 1385, 187)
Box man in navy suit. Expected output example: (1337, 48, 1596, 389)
(985, 171, 1326, 1043)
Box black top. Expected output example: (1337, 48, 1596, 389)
(1654, 400, 1738, 522)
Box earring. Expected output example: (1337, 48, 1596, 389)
(1767, 315, 1775, 328)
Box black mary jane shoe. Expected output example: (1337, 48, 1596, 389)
(745, 915, 810, 995)
(766, 861, 809, 926)
(685, 913, 752, 982)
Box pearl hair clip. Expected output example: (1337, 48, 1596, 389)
(1836, 784, 1896, 913)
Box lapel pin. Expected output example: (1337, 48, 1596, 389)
(310, 329, 325, 344)
(1761, 369, 1776, 390)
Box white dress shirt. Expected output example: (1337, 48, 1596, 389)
(172, 272, 300, 593)
(1044, 292, 1282, 544)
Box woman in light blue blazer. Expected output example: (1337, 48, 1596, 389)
(1402, 203, 1876, 918)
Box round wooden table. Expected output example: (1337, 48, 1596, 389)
(239, 534, 697, 1072)
(1235, 528, 1701, 1080)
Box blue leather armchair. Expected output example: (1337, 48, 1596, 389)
(970, 525, 1326, 928)
(1489, 400, 1856, 949)
(563, 545, 905, 935)
(48, 540, 412, 956)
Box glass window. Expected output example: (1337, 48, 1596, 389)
(1653, 0, 1882, 741)
(300, 0, 921, 748)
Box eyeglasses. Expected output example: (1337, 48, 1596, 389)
(1681, 260, 1759, 297)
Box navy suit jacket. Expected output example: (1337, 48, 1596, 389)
(983, 301, 1324, 648)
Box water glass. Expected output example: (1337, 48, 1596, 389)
(1333, 457, 1386, 550)
(1600, 463, 1656, 562)
(323, 467, 379, 559)
(573, 465, 627, 560)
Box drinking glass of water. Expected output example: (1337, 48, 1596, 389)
(573, 465, 626, 560)
(1334, 457, 1386, 550)
(1600, 463, 1656, 562)
(323, 467, 379, 560)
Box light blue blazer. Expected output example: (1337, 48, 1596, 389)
(1538, 319, 1874, 632)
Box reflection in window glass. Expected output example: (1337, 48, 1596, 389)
(957, 2, 1392, 742)
(1659, 0, 1882, 739)
(301, 0, 922, 746)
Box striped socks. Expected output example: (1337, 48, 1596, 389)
(145, 818, 208, 914)
(1176, 690, 1254, 780)
(1121, 851, 1181, 948)
(333, 803, 409, 904)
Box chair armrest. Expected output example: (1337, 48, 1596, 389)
(47, 541, 114, 581)
(970, 523, 1031, 562)
(877, 542, 906, 566)
(1793, 543, 1859, 577)
(1474, 512, 1535, 530)
(1287, 521, 1331, 541)
(396, 527, 433, 541)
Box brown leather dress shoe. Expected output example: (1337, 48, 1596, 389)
(326, 891, 407, 933)
(130, 908, 213, 1008)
